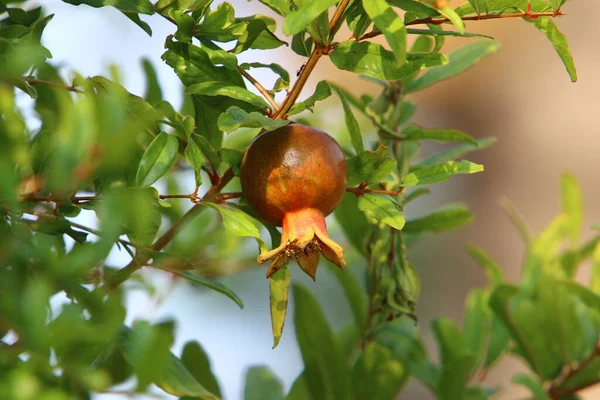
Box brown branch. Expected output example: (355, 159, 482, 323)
(238, 67, 279, 112)
(347, 185, 405, 197)
(23, 76, 82, 93)
(273, 0, 351, 119)
(93, 168, 235, 294)
(548, 343, 600, 399)
(357, 10, 565, 41)
(19, 192, 202, 204)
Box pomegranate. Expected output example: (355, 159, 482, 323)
(240, 123, 347, 280)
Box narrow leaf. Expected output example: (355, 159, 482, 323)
(467, 245, 504, 285)
(330, 41, 447, 81)
(270, 267, 291, 349)
(401, 160, 484, 187)
(407, 40, 500, 92)
(438, 6, 465, 34)
(288, 81, 332, 116)
(185, 82, 269, 109)
(283, 0, 337, 36)
(244, 366, 285, 400)
(217, 106, 289, 133)
(401, 125, 476, 144)
(363, 0, 407, 66)
(403, 204, 473, 234)
(561, 172, 583, 248)
(418, 137, 496, 166)
(172, 271, 243, 309)
(293, 284, 350, 400)
(333, 86, 364, 154)
(135, 132, 179, 187)
(529, 17, 577, 82)
(181, 341, 222, 397)
(358, 194, 406, 230)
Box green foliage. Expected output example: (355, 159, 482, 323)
(0, 0, 587, 399)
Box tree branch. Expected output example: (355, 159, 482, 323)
(238, 66, 279, 112)
(347, 185, 404, 197)
(357, 10, 565, 41)
(273, 0, 351, 119)
(23, 76, 82, 93)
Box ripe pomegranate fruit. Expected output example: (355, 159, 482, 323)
(240, 123, 347, 280)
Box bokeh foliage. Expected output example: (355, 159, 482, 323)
(1, 0, 594, 399)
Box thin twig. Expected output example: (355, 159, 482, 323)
(357, 10, 565, 41)
(22, 211, 141, 253)
(547, 343, 600, 399)
(238, 67, 279, 112)
(23, 76, 82, 93)
(273, 0, 352, 119)
(346, 186, 405, 197)
(94, 168, 235, 294)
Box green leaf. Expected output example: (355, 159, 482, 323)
(307, 11, 330, 45)
(437, 6, 465, 34)
(407, 40, 500, 92)
(463, 289, 491, 372)
(293, 284, 350, 400)
(217, 106, 289, 133)
(288, 81, 332, 116)
(418, 137, 496, 166)
(270, 267, 291, 349)
(484, 316, 511, 368)
(467, 245, 504, 285)
(437, 354, 477, 400)
(351, 343, 408, 400)
(283, 0, 337, 36)
(432, 318, 469, 366)
(403, 203, 473, 234)
(334, 193, 371, 256)
(561, 173, 582, 248)
(233, 15, 287, 53)
(400, 125, 476, 144)
(363, 0, 407, 66)
(259, 0, 292, 16)
(330, 41, 447, 81)
(346, 145, 397, 186)
(64, 0, 155, 14)
(358, 194, 405, 230)
(200, 41, 239, 70)
(327, 263, 368, 330)
(185, 140, 205, 186)
(389, 0, 438, 16)
(592, 243, 600, 295)
(512, 374, 550, 400)
(499, 197, 533, 246)
(332, 86, 364, 154)
(141, 58, 162, 105)
(206, 203, 267, 253)
(402, 160, 483, 186)
(126, 321, 174, 389)
(375, 319, 439, 391)
(218, 148, 243, 176)
(244, 366, 285, 400)
(181, 341, 222, 398)
(171, 270, 244, 309)
(185, 82, 269, 109)
(135, 132, 179, 187)
(191, 134, 221, 172)
(406, 28, 493, 39)
(529, 17, 577, 82)
(240, 62, 290, 92)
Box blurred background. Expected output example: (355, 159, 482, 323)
(31, 0, 600, 398)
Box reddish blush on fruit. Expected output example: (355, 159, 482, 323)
(240, 123, 347, 280)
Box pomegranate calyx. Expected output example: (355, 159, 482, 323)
(258, 208, 346, 280)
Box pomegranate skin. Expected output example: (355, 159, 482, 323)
(240, 123, 347, 227)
